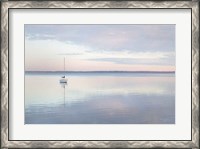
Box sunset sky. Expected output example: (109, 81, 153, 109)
(25, 24, 175, 72)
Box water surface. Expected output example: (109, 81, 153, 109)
(25, 72, 175, 124)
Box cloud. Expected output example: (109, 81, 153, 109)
(25, 24, 175, 53)
(88, 57, 175, 66)
(25, 33, 55, 40)
(57, 53, 82, 56)
(25, 25, 175, 71)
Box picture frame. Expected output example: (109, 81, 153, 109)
(1, 1, 199, 148)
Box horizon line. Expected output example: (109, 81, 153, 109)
(25, 70, 175, 73)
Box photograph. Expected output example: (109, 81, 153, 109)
(25, 24, 175, 124)
(1, 0, 199, 148)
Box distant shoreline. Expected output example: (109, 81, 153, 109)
(25, 71, 175, 73)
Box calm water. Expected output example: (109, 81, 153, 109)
(25, 72, 175, 124)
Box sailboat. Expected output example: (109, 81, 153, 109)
(60, 57, 67, 84)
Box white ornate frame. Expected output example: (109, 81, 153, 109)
(1, 1, 199, 148)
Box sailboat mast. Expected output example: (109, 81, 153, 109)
(64, 57, 65, 72)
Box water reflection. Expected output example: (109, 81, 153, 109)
(25, 72, 175, 124)
(60, 81, 67, 106)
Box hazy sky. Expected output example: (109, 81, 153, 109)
(25, 24, 175, 71)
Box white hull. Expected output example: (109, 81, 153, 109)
(60, 78, 67, 83)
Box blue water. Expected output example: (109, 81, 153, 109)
(25, 72, 175, 124)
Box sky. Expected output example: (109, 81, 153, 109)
(25, 24, 175, 72)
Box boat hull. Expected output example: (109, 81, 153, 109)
(60, 78, 67, 83)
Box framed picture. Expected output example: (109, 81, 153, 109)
(1, 1, 199, 148)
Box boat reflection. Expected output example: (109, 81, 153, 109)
(60, 82, 67, 106)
